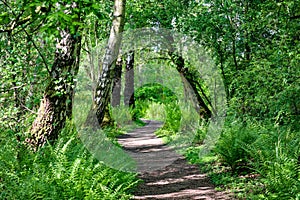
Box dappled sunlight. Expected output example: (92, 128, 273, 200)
(118, 120, 180, 172)
(117, 120, 233, 199)
(134, 157, 231, 199)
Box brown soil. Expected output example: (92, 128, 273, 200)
(118, 120, 233, 200)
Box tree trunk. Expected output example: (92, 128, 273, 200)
(111, 57, 122, 107)
(170, 53, 212, 119)
(124, 50, 135, 107)
(26, 28, 81, 149)
(94, 0, 126, 125)
(164, 33, 212, 119)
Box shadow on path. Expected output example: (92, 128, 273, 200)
(117, 120, 232, 200)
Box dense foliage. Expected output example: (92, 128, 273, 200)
(0, 0, 299, 199)
(178, 1, 300, 199)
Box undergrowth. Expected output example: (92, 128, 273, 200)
(0, 121, 140, 199)
(184, 118, 300, 200)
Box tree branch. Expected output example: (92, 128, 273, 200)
(290, 15, 300, 20)
(0, 0, 52, 76)
(22, 28, 51, 76)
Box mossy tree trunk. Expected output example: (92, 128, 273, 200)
(27, 28, 81, 149)
(163, 33, 212, 119)
(170, 53, 212, 120)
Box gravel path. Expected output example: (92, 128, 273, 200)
(117, 120, 232, 200)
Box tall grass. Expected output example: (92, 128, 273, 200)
(144, 102, 166, 121)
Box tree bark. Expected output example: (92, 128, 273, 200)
(94, 0, 126, 125)
(26, 27, 81, 149)
(111, 57, 122, 107)
(164, 33, 212, 119)
(170, 53, 212, 119)
(124, 50, 135, 107)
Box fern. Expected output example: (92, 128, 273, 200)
(0, 121, 139, 199)
(242, 123, 300, 199)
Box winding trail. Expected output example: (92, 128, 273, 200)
(117, 120, 232, 200)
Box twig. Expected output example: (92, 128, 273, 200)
(20, 103, 37, 114)
(22, 28, 52, 75)
(1, 0, 52, 76)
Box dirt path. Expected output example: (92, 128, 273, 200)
(117, 120, 232, 200)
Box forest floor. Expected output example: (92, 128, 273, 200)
(117, 120, 233, 200)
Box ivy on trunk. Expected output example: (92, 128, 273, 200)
(26, 28, 81, 149)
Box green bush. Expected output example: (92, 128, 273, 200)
(133, 83, 182, 136)
(162, 102, 181, 133)
(132, 100, 149, 119)
(134, 83, 177, 104)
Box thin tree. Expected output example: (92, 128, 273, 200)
(93, 0, 126, 125)
(124, 50, 135, 107)
(111, 57, 123, 107)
